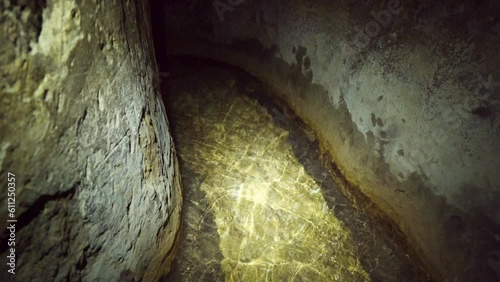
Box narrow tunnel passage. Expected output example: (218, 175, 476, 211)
(1, 0, 499, 280)
(161, 58, 428, 281)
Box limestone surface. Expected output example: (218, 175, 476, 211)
(0, 0, 181, 281)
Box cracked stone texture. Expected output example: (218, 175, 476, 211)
(160, 0, 500, 280)
(0, 0, 181, 281)
(162, 62, 428, 282)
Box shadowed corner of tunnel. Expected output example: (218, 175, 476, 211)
(444, 184, 500, 280)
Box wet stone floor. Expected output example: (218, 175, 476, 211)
(162, 60, 428, 282)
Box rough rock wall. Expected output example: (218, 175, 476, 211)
(0, 0, 181, 281)
(162, 0, 500, 281)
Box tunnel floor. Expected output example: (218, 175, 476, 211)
(161, 59, 428, 282)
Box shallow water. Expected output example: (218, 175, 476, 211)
(162, 62, 427, 282)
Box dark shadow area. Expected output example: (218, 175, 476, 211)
(159, 162, 225, 282)
(150, 0, 169, 71)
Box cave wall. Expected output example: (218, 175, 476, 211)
(162, 0, 500, 280)
(0, 0, 181, 281)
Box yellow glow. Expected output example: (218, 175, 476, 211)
(173, 87, 369, 281)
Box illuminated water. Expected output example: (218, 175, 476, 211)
(162, 61, 427, 282)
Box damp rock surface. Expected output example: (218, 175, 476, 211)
(0, 0, 181, 281)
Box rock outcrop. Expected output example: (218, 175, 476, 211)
(0, 0, 181, 280)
